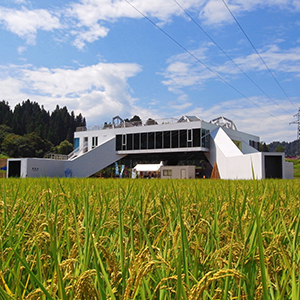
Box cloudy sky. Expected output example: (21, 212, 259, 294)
(1, 0, 300, 142)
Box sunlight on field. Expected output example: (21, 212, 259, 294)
(0, 178, 299, 299)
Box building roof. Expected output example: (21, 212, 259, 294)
(177, 115, 201, 123)
(132, 162, 163, 172)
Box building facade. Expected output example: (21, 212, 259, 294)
(7, 115, 294, 179)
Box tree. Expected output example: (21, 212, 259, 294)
(0, 101, 13, 125)
(2, 134, 28, 157)
(275, 144, 285, 152)
(24, 132, 53, 157)
(0, 100, 86, 147)
(55, 140, 73, 155)
(2, 132, 53, 158)
(259, 142, 269, 152)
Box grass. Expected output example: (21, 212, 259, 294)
(0, 178, 299, 299)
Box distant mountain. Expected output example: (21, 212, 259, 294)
(267, 140, 300, 157)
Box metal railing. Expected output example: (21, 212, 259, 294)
(44, 141, 88, 161)
(67, 141, 88, 160)
(76, 117, 180, 132)
(44, 153, 68, 160)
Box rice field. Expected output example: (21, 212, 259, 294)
(0, 178, 299, 299)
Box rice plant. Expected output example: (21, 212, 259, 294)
(0, 178, 299, 299)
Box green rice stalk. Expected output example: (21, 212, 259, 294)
(12, 249, 53, 300)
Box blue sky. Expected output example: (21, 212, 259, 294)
(1, 0, 300, 142)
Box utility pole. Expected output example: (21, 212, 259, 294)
(290, 108, 300, 157)
(290, 108, 300, 140)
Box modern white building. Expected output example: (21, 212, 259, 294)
(7, 115, 294, 179)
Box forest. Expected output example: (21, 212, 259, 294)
(0, 100, 86, 158)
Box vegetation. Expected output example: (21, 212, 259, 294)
(0, 100, 86, 157)
(267, 140, 300, 157)
(0, 178, 299, 299)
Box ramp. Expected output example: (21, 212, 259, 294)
(64, 137, 126, 177)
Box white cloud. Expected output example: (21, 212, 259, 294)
(199, 0, 300, 25)
(185, 97, 298, 142)
(232, 45, 300, 74)
(161, 44, 300, 96)
(71, 24, 109, 50)
(18, 46, 27, 54)
(13, 0, 28, 3)
(1, 0, 298, 49)
(0, 62, 160, 124)
(0, 7, 61, 44)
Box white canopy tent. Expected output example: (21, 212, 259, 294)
(132, 162, 163, 178)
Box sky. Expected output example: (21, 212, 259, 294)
(1, 0, 300, 143)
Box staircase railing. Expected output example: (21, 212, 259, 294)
(67, 141, 88, 160)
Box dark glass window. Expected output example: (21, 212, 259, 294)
(122, 134, 126, 145)
(180, 130, 187, 148)
(148, 132, 154, 149)
(141, 133, 147, 149)
(127, 134, 133, 150)
(201, 129, 206, 147)
(171, 130, 178, 148)
(134, 133, 140, 150)
(187, 129, 192, 141)
(201, 129, 210, 147)
(116, 135, 122, 150)
(156, 132, 162, 149)
(163, 131, 170, 148)
(193, 129, 200, 147)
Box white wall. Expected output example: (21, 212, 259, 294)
(160, 166, 195, 179)
(7, 158, 66, 178)
(206, 127, 293, 179)
(26, 158, 66, 177)
(65, 137, 126, 177)
(283, 161, 294, 179)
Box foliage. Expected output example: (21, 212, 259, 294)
(275, 144, 285, 152)
(268, 140, 300, 157)
(0, 178, 300, 299)
(0, 125, 13, 151)
(1, 132, 53, 158)
(0, 100, 86, 146)
(259, 142, 269, 152)
(0, 100, 86, 158)
(55, 140, 74, 155)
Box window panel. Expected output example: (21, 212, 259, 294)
(187, 129, 192, 141)
(155, 132, 162, 149)
(180, 130, 187, 148)
(193, 129, 200, 147)
(134, 133, 140, 150)
(127, 134, 133, 150)
(116, 135, 122, 150)
(163, 169, 172, 176)
(163, 131, 170, 148)
(171, 130, 178, 148)
(148, 132, 154, 149)
(141, 133, 147, 149)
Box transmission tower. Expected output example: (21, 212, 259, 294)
(290, 108, 300, 140)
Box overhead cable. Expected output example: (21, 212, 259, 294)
(173, 0, 292, 115)
(124, 0, 283, 120)
(220, 0, 297, 110)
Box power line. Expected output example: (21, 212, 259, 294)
(220, 0, 297, 110)
(173, 0, 292, 115)
(124, 0, 282, 120)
